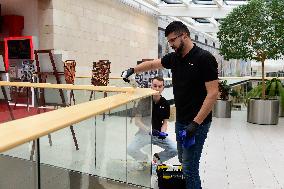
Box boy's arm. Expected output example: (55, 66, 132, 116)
(160, 119, 168, 132)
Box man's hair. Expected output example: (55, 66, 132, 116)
(151, 76, 164, 85)
(165, 21, 190, 37)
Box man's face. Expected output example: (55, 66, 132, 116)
(151, 79, 164, 95)
(167, 32, 184, 56)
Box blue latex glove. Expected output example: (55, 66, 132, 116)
(158, 131, 168, 140)
(179, 130, 195, 148)
(152, 129, 160, 136)
(185, 121, 200, 139)
(152, 130, 168, 139)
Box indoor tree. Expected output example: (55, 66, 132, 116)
(217, 0, 284, 99)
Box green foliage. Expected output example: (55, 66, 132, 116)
(218, 0, 284, 61)
(218, 0, 284, 100)
(218, 80, 231, 100)
(246, 78, 284, 110)
(230, 89, 239, 98)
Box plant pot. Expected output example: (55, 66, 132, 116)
(277, 96, 284, 117)
(247, 98, 279, 125)
(280, 103, 284, 117)
(213, 100, 231, 118)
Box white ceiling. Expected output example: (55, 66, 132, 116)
(125, 0, 248, 41)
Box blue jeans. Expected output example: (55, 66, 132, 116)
(127, 131, 177, 163)
(152, 135, 178, 162)
(175, 122, 211, 189)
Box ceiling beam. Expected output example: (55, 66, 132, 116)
(207, 17, 219, 27)
(132, 0, 160, 13)
(178, 16, 197, 25)
(226, 1, 248, 5)
(178, 17, 218, 33)
(158, 4, 233, 18)
(213, 0, 224, 8)
(180, 0, 192, 7)
(143, 0, 160, 6)
(194, 23, 219, 33)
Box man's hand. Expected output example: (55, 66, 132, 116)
(186, 121, 200, 138)
(158, 132, 168, 140)
(178, 130, 195, 148)
(152, 130, 168, 139)
(178, 130, 186, 140)
(121, 68, 134, 83)
(152, 129, 160, 136)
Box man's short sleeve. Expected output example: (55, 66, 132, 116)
(200, 52, 218, 82)
(161, 53, 175, 69)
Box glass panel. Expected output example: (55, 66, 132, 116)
(0, 85, 14, 123)
(74, 77, 90, 86)
(34, 90, 152, 186)
(1, 88, 73, 161)
(0, 86, 59, 125)
(95, 105, 127, 181)
(39, 117, 97, 173)
(217, 78, 284, 112)
(0, 83, 153, 188)
(74, 77, 118, 103)
(126, 97, 152, 187)
(0, 142, 36, 189)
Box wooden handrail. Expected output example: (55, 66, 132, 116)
(0, 81, 134, 93)
(0, 88, 157, 152)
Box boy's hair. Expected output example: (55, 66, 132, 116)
(165, 21, 190, 37)
(151, 76, 164, 85)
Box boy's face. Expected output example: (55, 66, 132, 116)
(151, 79, 164, 95)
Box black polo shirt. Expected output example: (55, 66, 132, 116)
(152, 96, 170, 131)
(161, 44, 218, 124)
(135, 96, 170, 132)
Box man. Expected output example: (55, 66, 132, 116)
(128, 76, 178, 169)
(122, 21, 219, 189)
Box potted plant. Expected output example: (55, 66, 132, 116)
(214, 80, 232, 118)
(246, 78, 284, 117)
(217, 0, 284, 124)
(230, 89, 240, 103)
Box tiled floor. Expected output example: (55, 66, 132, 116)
(200, 111, 284, 189)
(1, 110, 284, 189)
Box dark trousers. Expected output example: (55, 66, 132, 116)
(175, 121, 211, 189)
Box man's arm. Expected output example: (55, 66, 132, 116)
(193, 79, 219, 124)
(133, 59, 163, 73)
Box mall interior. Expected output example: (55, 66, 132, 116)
(0, 0, 284, 188)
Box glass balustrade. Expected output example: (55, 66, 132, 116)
(1, 77, 284, 188)
(0, 84, 153, 188)
(0, 141, 37, 189)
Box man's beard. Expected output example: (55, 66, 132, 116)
(175, 41, 184, 56)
